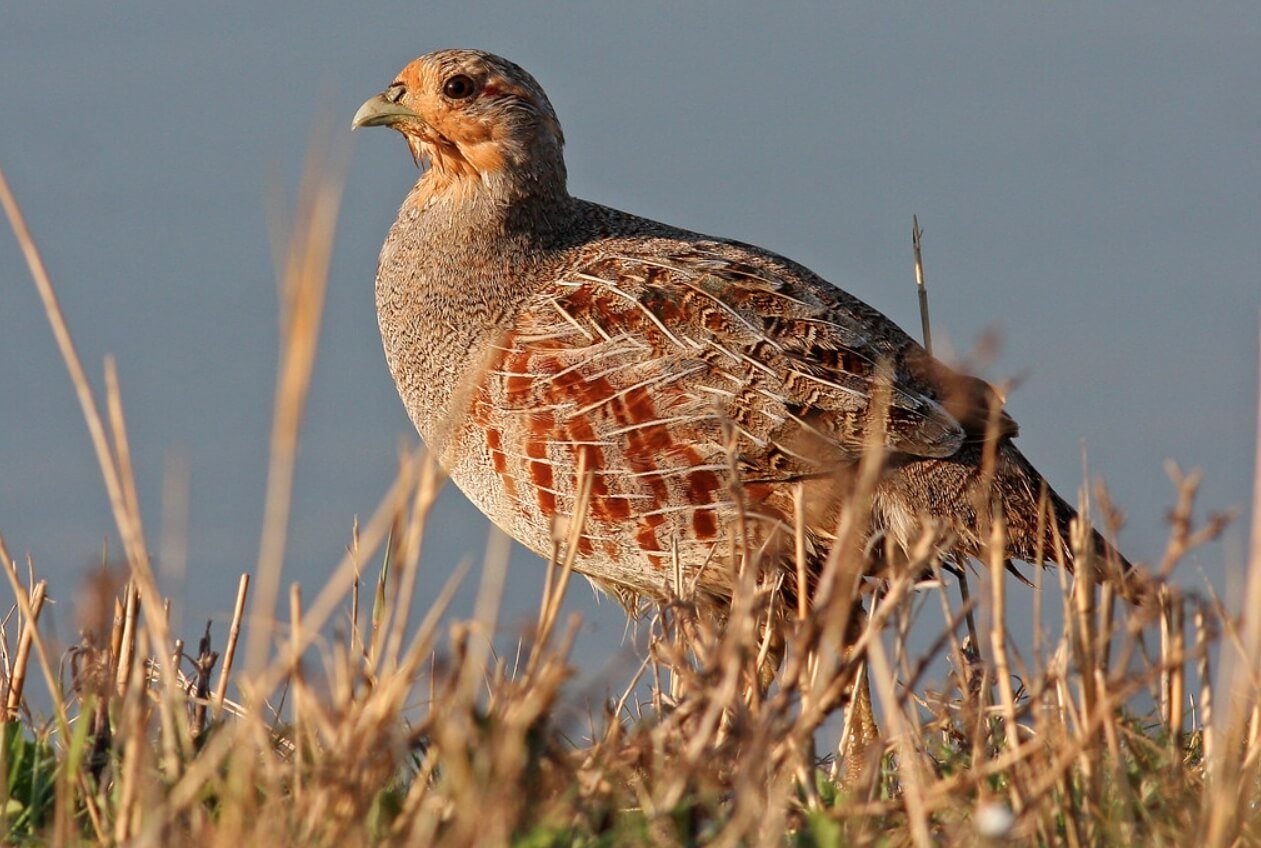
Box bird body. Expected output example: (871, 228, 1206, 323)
(357, 49, 1133, 612)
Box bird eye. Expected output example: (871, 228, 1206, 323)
(386, 82, 406, 103)
(442, 74, 478, 100)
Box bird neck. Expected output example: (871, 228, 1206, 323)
(398, 147, 585, 286)
(405, 139, 570, 217)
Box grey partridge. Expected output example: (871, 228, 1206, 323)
(354, 49, 1137, 642)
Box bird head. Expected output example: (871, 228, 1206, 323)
(353, 49, 566, 197)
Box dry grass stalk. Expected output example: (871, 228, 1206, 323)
(213, 573, 250, 720)
(0, 535, 69, 735)
(1202, 325, 1261, 847)
(115, 581, 139, 696)
(4, 580, 46, 721)
(245, 140, 345, 680)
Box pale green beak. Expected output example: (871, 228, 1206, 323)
(352, 93, 421, 130)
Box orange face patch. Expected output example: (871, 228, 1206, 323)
(389, 60, 522, 182)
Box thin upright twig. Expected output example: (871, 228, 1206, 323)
(912, 215, 933, 355)
(213, 574, 250, 719)
(912, 216, 981, 657)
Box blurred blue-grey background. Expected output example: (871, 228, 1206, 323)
(1, 4, 1257, 702)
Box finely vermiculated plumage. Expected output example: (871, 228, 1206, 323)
(356, 48, 1139, 617)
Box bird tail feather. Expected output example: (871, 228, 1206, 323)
(999, 445, 1150, 605)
